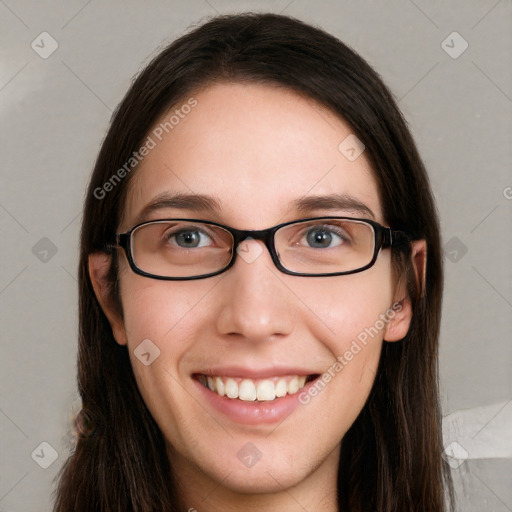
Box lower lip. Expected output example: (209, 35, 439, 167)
(193, 377, 317, 425)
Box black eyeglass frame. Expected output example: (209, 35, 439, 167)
(108, 216, 412, 280)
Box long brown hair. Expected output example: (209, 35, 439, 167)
(53, 12, 454, 511)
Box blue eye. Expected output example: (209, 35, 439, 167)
(302, 226, 347, 248)
(168, 228, 213, 248)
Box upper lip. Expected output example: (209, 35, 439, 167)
(193, 366, 319, 379)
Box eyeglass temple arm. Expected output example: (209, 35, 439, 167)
(390, 229, 414, 247)
(383, 228, 413, 248)
(103, 233, 126, 253)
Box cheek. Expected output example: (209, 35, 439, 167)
(118, 278, 223, 442)
(294, 258, 395, 347)
(118, 274, 222, 390)
(120, 274, 221, 344)
(291, 262, 395, 402)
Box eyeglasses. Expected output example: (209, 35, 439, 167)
(109, 217, 412, 280)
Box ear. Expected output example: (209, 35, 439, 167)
(384, 239, 427, 342)
(88, 252, 128, 346)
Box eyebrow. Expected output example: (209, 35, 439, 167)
(132, 191, 375, 225)
(291, 193, 375, 219)
(133, 192, 222, 225)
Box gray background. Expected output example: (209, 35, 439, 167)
(1, 1, 511, 510)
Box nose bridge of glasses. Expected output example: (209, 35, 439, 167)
(231, 226, 275, 250)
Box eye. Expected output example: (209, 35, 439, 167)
(301, 225, 347, 248)
(165, 227, 214, 248)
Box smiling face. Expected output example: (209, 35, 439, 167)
(89, 82, 418, 507)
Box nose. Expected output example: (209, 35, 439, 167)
(215, 238, 295, 343)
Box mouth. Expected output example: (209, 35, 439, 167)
(194, 373, 319, 402)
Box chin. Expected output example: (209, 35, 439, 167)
(207, 459, 310, 495)
(171, 435, 316, 496)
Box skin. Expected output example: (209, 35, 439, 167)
(89, 82, 426, 511)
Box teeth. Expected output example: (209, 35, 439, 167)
(199, 374, 311, 401)
(288, 376, 300, 394)
(214, 376, 225, 397)
(275, 378, 287, 397)
(257, 380, 275, 401)
(239, 380, 257, 401)
(225, 378, 239, 399)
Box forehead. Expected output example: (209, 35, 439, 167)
(122, 82, 382, 229)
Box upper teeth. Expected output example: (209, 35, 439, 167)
(199, 375, 308, 401)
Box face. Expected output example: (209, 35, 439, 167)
(90, 82, 417, 505)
